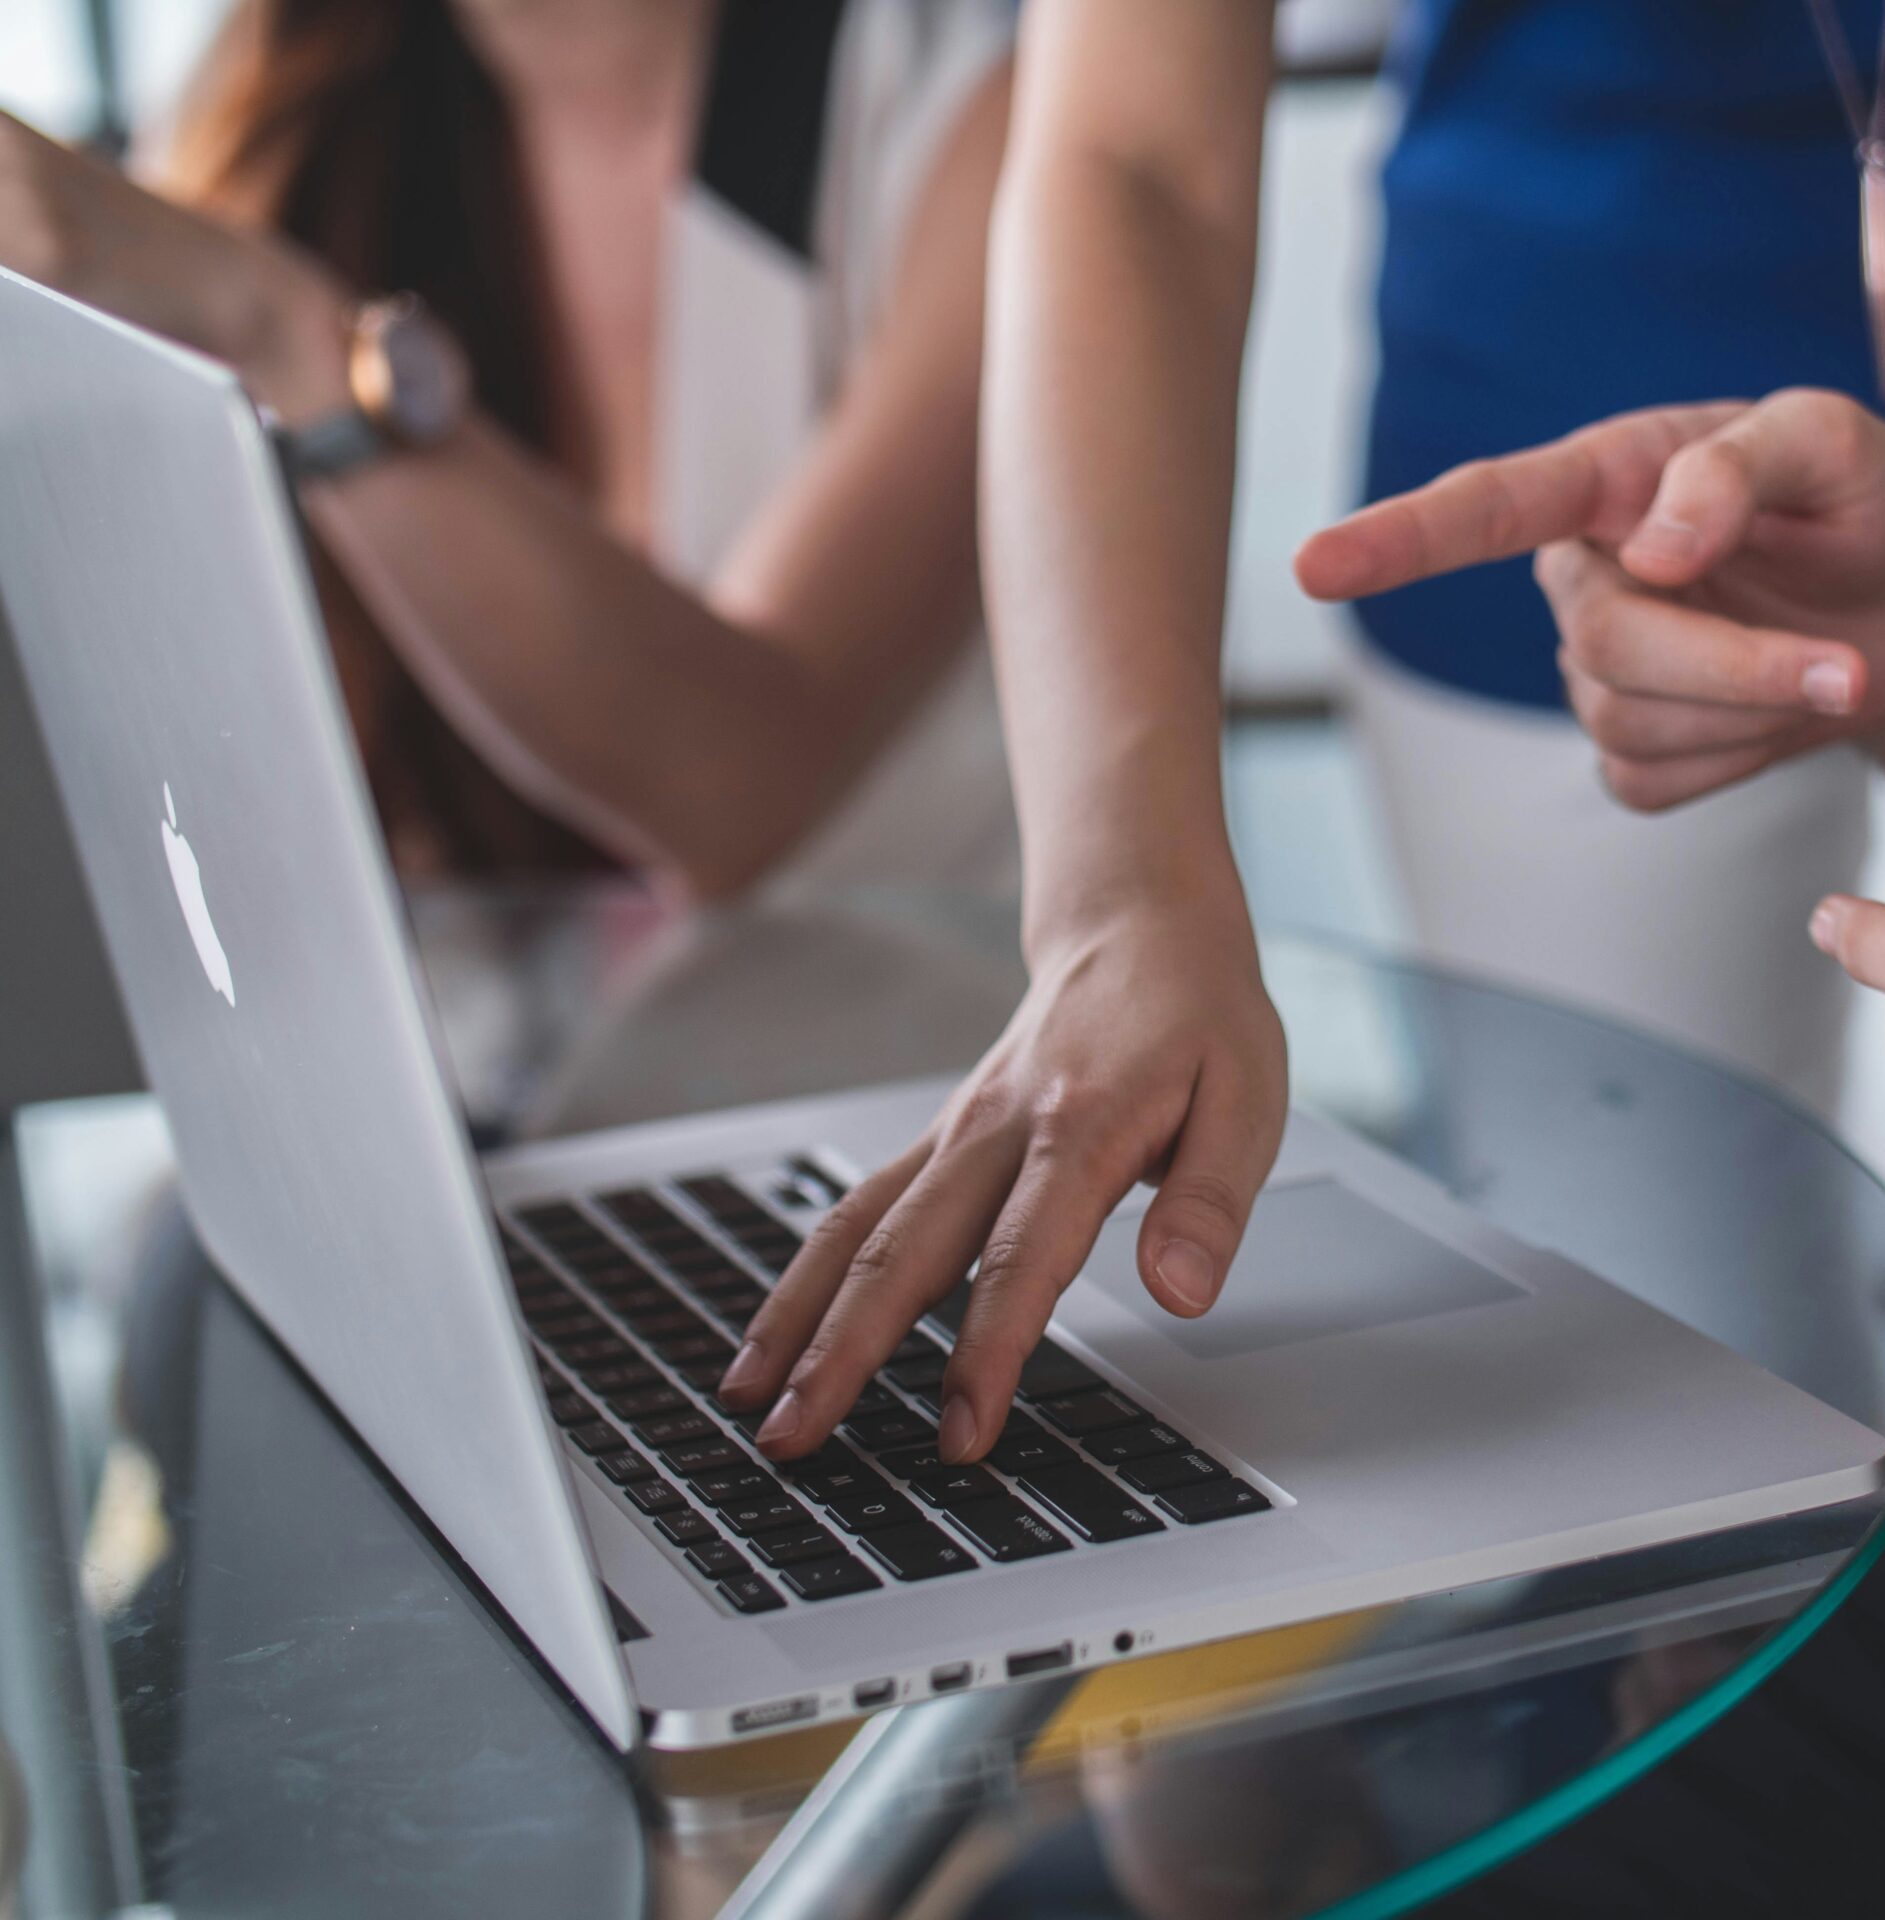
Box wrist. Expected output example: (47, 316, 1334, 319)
(1021, 822, 1248, 970)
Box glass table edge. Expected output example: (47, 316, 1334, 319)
(1305, 1511, 1885, 1920)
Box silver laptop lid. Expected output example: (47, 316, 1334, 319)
(0, 270, 633, 1748)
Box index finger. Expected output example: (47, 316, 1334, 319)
(1294, 404, 1744, 602)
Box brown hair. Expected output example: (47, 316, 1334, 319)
(170, 0, 551, 446)
(167, 0, 605, 875)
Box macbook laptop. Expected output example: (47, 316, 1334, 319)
(2, 266, 1878, 1752)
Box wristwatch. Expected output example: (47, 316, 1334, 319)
(284, 294, 470, 482)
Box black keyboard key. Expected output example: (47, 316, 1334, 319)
(827, 1488, 922, 1534)
(987, 1420, 1077, 1477)
(655, 1333, 736, 1367)
(623, 1476, 687, 1516)
(944, 1496, 1072, 1562)
(656, 1509, 717, 1547)
(568, 1421, 622, 1456)
(570, 1342, 643, 1379)
(723, 1493, 814, 1537)
(890, 1332, 945, 1365)
(843, 1408, 938, 1453)
(1033, 1389, 1149, 1437)
(660, 1437, 749, 1479)
(607, 1384, 690, 1421)
(663, 1245, 740, 1277)
(788, 1454, 887, 1505)
(1084, 1422, 1190, 1466)
(679, 1267, 754, 1303)
(598, 1187, 671, 1231)
(598, 1448, 656, 1485)
(1119, 1451, 1228, 1495)
(718, 1572, 787, 1614)
(1016, 1344, 1107, 1402)
(1155, 1479, 1271, 1524)
(774, 1438, 856, 1476)
(677, 1359, 737, 1392)
(546, 1389, 589, 1426)
(1017, 1464, 1165, 1543)
(585, 1254, 662, 1288)
(877, 1442, 946, 1480)
(676, 1175, 753, 1220)
(846, 1381, 901, 1416)
(780, 1556, 883, 1602)
(594, 1283, 674, 1318)
(584, 1361, 661, 1395)
(695, 1467, 780, 1507)
(631, 1411, 718, 1449)
(516, 1202, 597, 1244)
(909, 1466, 1003, 1512)
(617, 1301, 697, 1333)
(634, 1310, 710, 1344)
(739, 1233, 803, 1274)
(538, 1314, 609, 1348)
(560, 1240, 639, 1273)
(750, 1525, 846, 1569)
(687, 1539, 748, 1581)
(858, 1522, 976, 1582)
(708, 1281, 769, 1317)
(885, 1351, 949, 1391)
(561, 1337, 635, 1370)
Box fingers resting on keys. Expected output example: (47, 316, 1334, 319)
(717, 1054, 1283, 1467)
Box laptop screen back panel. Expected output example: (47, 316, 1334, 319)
(0, 271, 633, 1747)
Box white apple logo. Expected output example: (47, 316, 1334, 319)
(161, 782, 235, 1007)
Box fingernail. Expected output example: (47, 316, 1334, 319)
(938, 1395, 978, 1463)
(1811, 900, 1846, 954)
(1628, 515, 1699, 566)
(1155, 1239, 1217, 1313)
(1802, 662, 1857, 716)
(756, 1387, 803, 1451)
(718, 1340, 765, 1399)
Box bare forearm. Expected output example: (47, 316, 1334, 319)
(982, 1, 1272, 953)
(306, 426, 851, 893)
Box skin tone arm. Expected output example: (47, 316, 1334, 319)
(1295, 387, 1885, 989)
(723, 2, 1288, 1465)
(0, 78, 1008, 895)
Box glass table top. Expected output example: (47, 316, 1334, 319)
(4, 883, 1882, 1920)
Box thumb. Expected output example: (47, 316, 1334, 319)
(1622, 390, 1885, 588)
(1136, 1064, 1280, 1319)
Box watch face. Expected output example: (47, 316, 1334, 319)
(361, 301, 469, 446)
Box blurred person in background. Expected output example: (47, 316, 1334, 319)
(0, 0, 1017, 896)
(732, 0, 1885, 1471)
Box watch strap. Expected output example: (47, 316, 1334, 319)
(282, 407, 387, 483)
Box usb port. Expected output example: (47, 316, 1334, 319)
(853, 1676, 897, 1709)
(731, 1695, 819, 1734)
(929, 1661, 972, 1693)
(1005, 1643, 1073, 1680)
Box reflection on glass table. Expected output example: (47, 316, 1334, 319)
(4, 885, 1883, 1920)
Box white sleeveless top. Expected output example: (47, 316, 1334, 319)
(654, 0, 1020, 901)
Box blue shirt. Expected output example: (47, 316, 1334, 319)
(1359, 0, 1882, 708)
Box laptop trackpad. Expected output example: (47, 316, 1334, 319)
(1094, 1178, 1525, 1357)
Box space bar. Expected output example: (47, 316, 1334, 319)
(1015, 1464, 1164, 1542)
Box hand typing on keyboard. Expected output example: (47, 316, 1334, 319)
(715, 903, 1289, 1465)
(510, 1186, 1271, 1618)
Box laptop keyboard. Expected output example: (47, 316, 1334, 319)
(501, 1168, 1270, 1618)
